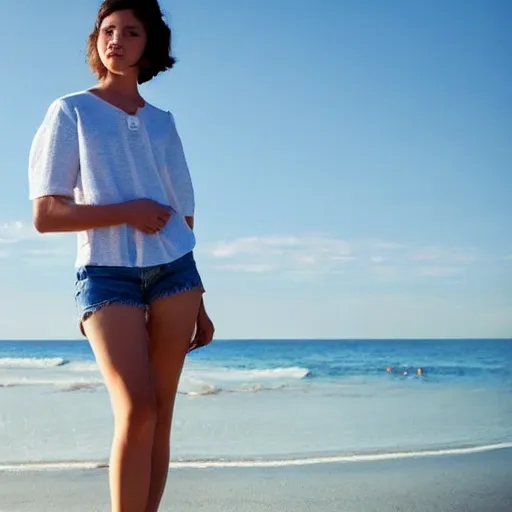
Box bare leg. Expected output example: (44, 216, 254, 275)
(83, 304, 155, 512)
(144, 289, 203, 512)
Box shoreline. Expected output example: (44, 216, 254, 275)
(2, 440, 512, 472)
(1, 447, 511, 512)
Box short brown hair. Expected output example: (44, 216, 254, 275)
(86, 0, 176, 85)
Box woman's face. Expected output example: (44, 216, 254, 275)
(97, 9, 147, 78)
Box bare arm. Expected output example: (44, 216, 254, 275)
(33, 196, 129, 233)
(33, 196, 171, 234)
(185, 214, 215, 349)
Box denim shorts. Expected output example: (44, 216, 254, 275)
(74, 251, 204, 335)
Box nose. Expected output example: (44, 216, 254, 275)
(110, 30, 123, 45)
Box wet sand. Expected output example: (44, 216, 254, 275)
(1, 447, 511, 511)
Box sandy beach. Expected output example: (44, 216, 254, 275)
(1, 447, 511, 512)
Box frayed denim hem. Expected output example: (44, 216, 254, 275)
(77, 281, 205, 337)
(78, 299, 146, 337)
(149, 281, 205, 305)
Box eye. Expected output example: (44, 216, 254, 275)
(103, 28, 114, 36)
(129, 31, 139, 37)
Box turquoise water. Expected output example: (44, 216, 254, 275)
(1, 339, 511, 468)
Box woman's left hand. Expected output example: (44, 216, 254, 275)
(189, 306, 215, 353)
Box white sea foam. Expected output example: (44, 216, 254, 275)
(176, 365, 309, 396)
(0, 362, 310, 393)
(1, 358, 309, 381)
(1, 442, 511, 472)
(178, 383, 286, 396)
(0, 378, 103, 390)
(190, 366, 311, 381)
(0, 357, 68, 369)
(66, 362, 99, 373)
(180, 385, 221, 396)
(0, 376, 286, 395)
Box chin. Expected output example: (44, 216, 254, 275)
(108, 64, 127, 73)
(103, 62, 137, 77)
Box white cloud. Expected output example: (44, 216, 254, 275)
(217, 263, 278, 273)
(211, 236, 299, 257)
(0, 221, 34, 244)
(206, 234, 355, 276)
(411, 246, 477, 263)
(202, 234, 485, 283)
(23, 248, 70, 257)
(371, 241, 407, 250)
(0, 220, 70, 263)
(210, 235, 352, 259)
(0, 221, 63, 244)
(419, 266, 466, 277)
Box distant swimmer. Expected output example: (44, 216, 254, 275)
(417, 368, 424, 376)
(386, 367, 393, 373)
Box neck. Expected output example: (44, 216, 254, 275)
(99, 73, 141, 101)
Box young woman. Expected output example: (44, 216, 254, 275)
(28, 1, 214, 511)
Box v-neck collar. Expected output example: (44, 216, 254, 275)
(86, 90, 147, 116)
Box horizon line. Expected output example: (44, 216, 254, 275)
(0, 337, 510, 342)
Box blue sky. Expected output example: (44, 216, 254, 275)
(0, 0, 510, 339)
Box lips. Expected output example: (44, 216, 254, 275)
(106, 46, 124, 58)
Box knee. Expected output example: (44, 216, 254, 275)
(116, 393, 158, 439)
(155, 401, 173, 428)
(154, 391, 178, 429)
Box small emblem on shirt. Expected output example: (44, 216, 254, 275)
(127, 116, 140, 131)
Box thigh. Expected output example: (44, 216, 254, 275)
(147, 289, 203, 415)
(83, 304, 154, 411)
(147, 252, 204, 304)
(75, 265, 145, 337)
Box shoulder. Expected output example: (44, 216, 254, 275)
(144, 101, 176, 124)
(59, 90, 101, 112)
(143, 102, 183, 138)
(42, 91, 93, 123)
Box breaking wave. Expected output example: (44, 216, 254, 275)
(0, 378, 103, 391)
(0, 357, 69, 369)
(191, 366, 311, 381)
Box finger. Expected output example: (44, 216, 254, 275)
(200, 330, 211, 344)
(189, 333, 201, 350)
(187, 343, 200, 353)
(194, 331, 207, 347)
(145, 224, 159, 234)
(154, 218, 167, 230)
(152, 216, 168, 229)
(192, 329, 203, 345)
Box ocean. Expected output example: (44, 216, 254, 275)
(0, 339, 511, 470)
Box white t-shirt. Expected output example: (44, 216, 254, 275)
(28, 91, 196, 268)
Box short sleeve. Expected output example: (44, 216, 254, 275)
(166, 112, 195, 217)
(28, 98, 79, 200)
